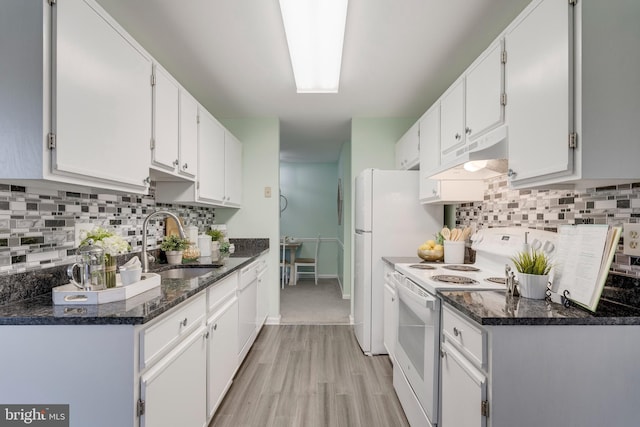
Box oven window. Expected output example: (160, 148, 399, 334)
(398, 298, 425, 380)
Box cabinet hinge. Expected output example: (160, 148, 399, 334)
(137, 399, 145, 417)
(197, 181, 200, 190)
(501, 50, 507, 64)
(150, 138, 155, 150)
(196, 115, 200, 124)
(500, 93, 507, 106)
(47, 133, 56, 149)
(569, 132, 578, 148)
(569, 0, 578, 5)
(150, 73, 156, 87)
(48, 0, 56, 5)
(481, 400, 490, 417)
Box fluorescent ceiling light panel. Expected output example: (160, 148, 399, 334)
(279, 0, 348, 93)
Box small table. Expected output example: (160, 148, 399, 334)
(280, 241, 302, 285)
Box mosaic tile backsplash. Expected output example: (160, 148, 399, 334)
(0, 182, 216, 276)
(455, 177, 640, 279)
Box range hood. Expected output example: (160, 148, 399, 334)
(428, 125, 508, 180)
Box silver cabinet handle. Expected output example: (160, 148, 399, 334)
(213, 324, 218, 331)
(183, 163, 188, 170)
(173, 159, 179, 167)
(440, 349, 446, 358)
(455, 133, 461, 140)
(143, 176, 151, 185)
(507, 169, 517, 178)
(465, 127, 472, 135)
(453, 327, 461, 337)
(180, 318, 188, 327)
(204, 331, 210, 339)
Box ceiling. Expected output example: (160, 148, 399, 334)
(95, 0, 531, 163)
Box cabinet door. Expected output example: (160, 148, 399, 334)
(466, 40, 504, 140)
(224, 131, 243, 206)
(152, 64, 180, 171)
(441, 341, 487, 427)
(383, 281, 397, 360)
(395, 123, 420, 170)
(140, 327, 207, 427)
(419, 104, 441, 201)
(505, 0, 572, 184)
(179, 91, 198, 179)
(198, 110, 225, 202)
(54, 0, 151, 191)
(207, 297, 238, 419)
(440, 78, 465, 158)
(256, 263, 268, 331)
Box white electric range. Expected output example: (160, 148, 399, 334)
(391, 227, 558, 427)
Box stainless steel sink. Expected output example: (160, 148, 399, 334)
(158, 267, 216, 280)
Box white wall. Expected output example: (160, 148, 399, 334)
(217, 118, 281, 322)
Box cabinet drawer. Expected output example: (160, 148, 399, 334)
(207, 272, 237, 312)
(442, 306, 485, 368)
(140, 293, 206, 369)
(240, 262, 258, 290)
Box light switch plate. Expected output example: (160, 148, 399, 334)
(264, 187, 272, 198)
(623, 223, 640, 256)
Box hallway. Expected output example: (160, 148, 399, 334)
(280, 278, 350, 325)
(210, 325, 409, 427)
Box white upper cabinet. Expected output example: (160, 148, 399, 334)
(395, 122, 420, 170)
(198, 109, 226, 203)
(419, 103, 484, 205)
(465, 40, 504, 142)
(505, 0, 640, 188)
(419, 104, 441, 201)
(440, 78, 466, 163)
(155, 107, 242, 208)
(179, 91, 199, 180)
(151, 64, 180, 174)
(0, 0, 152, 193)
(151, 64, 197, 181)
(223, 131, 243, 207)
(504, 0, 572, 187)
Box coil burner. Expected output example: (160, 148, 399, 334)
(432, 275, 478, 285)
(485, 277, 507, 285)
(409, 264, 436, 270)
(443, 265, 480, 272)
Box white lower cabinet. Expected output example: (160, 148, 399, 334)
(206, 294, 239, 418)
(440, 341, 487, 427)
(140, 326, 208, 427)
(238, 261, 259, 360)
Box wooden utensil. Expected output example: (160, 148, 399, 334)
(441, 226, 450, 240)
(450, 228, 460, 241)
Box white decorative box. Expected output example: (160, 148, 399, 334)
(52, 273, 161, 305)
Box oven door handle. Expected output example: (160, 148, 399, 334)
(397, 282, 437, 310)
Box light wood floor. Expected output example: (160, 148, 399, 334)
(210, 325, 410, 427)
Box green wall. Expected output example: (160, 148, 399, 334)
(280, 162, 340, 278)
(337, 140, 351, 296)
(218, 117, 281, 321)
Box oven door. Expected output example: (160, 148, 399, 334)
(395, 277, 440, 425)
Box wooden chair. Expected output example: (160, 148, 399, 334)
(294, 235, 319, 285)
(279, 237, 291, 288)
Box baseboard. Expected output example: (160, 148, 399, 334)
(265, 315, 281, 325)
(349, 314, 354, 324)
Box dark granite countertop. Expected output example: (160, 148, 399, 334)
(0, 249, 268, 326)
(440, 290, 640, 326)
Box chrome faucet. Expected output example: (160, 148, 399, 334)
(142, 210, 187, 273)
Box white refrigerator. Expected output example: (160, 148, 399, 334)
(354, 169, 443, 355)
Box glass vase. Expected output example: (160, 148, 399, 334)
(105, 254, 117, 289)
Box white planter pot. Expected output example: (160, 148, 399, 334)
(517, 273, 549, 299)
(165, 250, 183, 265)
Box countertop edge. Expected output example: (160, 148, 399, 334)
(0, 249, 268, 326)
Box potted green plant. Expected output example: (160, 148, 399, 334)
(206, 228, 230, 261)
(511, 250, 552, 299)
(160, 234, 190, 265)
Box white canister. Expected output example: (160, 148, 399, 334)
(186, 226, 199, 245)
(444, 240, 466, 264)
(198, 234, 212, 257)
